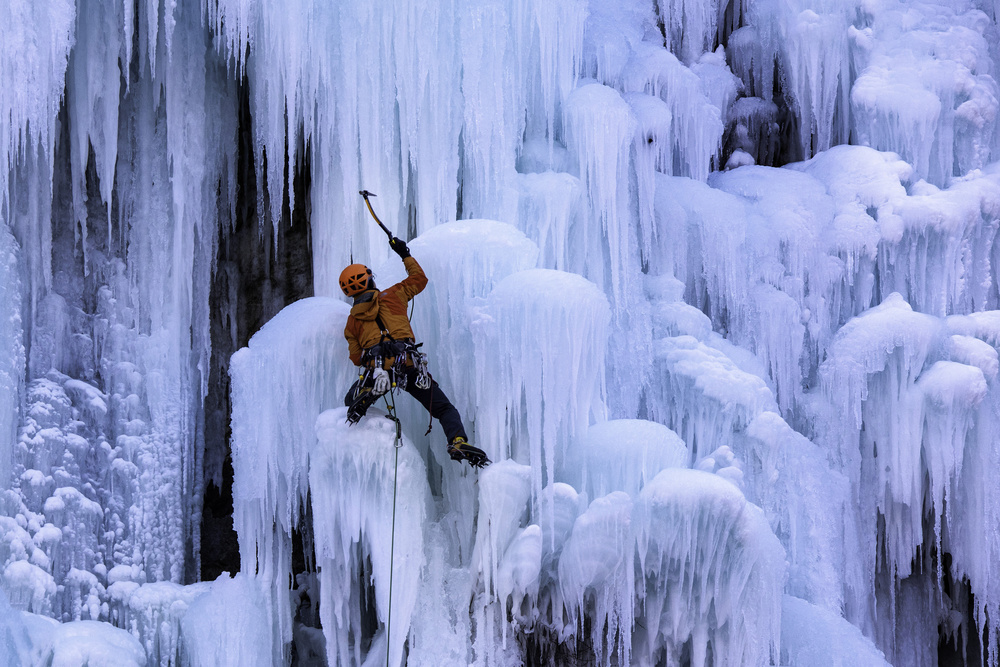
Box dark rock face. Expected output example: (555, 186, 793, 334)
(201, 81, 315, 582)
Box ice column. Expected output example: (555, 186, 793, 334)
(2, 0, 74, 315)
(473, 269, 609, 509)
(565, 83, 636, 304)
(65, 0, 122, 245)
(472, 459, 532, 661)
(745, 0, 852, 156)
(626, 93, 672, 257)
(230, 297, 352, 661)
(398, 220, 539, 425)
(312, 409, 429, 667)
(943, 316, 1000, 665)
(635, 468, 784, 667)
(917, 361, 987, 553)
(818, 294, 941, 627)
(654, 0, 723, 65)
(526, 0, 587, 146)
(744, 412, 851, 611)
(459, 0, 525, 222)
(558, 492, 634, 666)
(0, 228, 23, 486)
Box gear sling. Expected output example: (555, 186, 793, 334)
(345, 312, 432, 427)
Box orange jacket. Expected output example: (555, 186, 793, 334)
(344, 256, 428, 365)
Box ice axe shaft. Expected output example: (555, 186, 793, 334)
(359, 190, 394, 240)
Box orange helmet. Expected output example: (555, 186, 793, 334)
(340, 263, 373, 296)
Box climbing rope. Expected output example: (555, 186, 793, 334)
(383, 390, 403, 667)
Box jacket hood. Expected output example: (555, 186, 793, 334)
(350, 291, 381, 321)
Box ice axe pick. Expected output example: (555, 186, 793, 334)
(359, 190, 395, 242)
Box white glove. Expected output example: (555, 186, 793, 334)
(372, 368, 390, 395)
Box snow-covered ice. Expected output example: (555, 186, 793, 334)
(2, 0, 1000, 663)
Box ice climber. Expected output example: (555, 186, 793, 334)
(340, 235, 491, 469)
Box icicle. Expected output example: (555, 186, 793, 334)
(230, 297, 352, 660)
(634, 468, 785, 667)
(622, 43, 723, 181)
(311, 408, 429, 667)
(473, 269, 609, 512)
(458, 0, 524, 221)
(564, 83, 636, 304)
(65, 0, 122, 252)
(0, 226, 23, 487)
(515, 172, 583, 272)
(528, 0, 587, 147)
(557, 492, 634, 667)
(627, 92, 671, 256)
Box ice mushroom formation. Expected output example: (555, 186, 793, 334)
(1, 0, 1000, 664)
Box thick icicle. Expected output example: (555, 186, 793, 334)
(473, 269, 609, 511)
(311, 409, 429, 667)
(230, 297, 352, 661)
(558, 492, 634, 667)
(634, 468, 785, 667)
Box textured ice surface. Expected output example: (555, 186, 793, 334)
(4, 0, 1000, 662)
(312, 408, 429, 667)
(117, 579, 213, 666)
(474, 269, 609, 509)
(181, 574, 273, 667)
(566, 419, 688, 500)
(648, 335, 777, 461)
(635, 468, 785, 667)
(230, 298, 352, 659)
(48, 619, 146, 667)
(781, 595, 890, 667)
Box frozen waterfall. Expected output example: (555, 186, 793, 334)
(2, 0, 1000, 664)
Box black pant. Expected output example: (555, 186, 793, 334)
(400, 366, 467, 443)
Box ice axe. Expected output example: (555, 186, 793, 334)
(359, 190, 395, 242)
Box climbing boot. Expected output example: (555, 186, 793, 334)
(447, 437, 491, 468)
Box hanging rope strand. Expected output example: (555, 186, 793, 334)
(383, 390, 403, 667)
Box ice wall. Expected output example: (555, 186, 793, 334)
(3, 0, 1000, 663)
(0, 228, 23, 487)
(473, 269, 610, 509)
(311, 409, 429, 667)
(229, 297, 351, 662)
